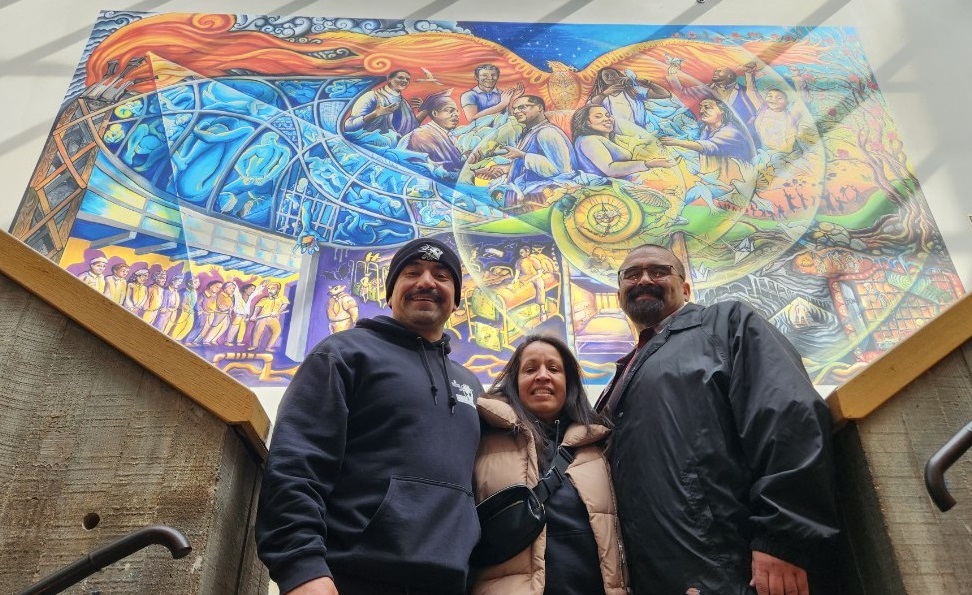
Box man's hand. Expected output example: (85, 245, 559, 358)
(500, 145, 526, 160)
(603, 81, 628, 96)
(475, 164, 508, 180)
(373, 102, 398, 117)
(750, 550, 809, 595)
(287, 576, 338, 595)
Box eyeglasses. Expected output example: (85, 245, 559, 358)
(618, 264, 683, 283)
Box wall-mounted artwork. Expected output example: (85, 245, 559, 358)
(11, 12, 963, 388)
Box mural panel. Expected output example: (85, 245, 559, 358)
(11, 12, 964, 388)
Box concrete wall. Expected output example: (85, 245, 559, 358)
(0, 270, 268, 594)
(835, 341, 972, 594)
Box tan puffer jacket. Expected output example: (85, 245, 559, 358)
(471, 395, 627, 595)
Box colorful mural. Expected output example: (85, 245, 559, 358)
(10, 12, 964, 388)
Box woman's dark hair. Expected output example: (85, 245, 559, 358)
(487, 334, 607, 467)
(586, 67, 647, 104)
(570, 105, 613, 142)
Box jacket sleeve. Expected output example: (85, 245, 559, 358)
(255, 347, 352, 593)
(722, 302, 840, 568)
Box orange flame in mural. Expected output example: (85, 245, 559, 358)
(87, 13, 829, 115)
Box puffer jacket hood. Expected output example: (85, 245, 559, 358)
(477, 394, 611, 449)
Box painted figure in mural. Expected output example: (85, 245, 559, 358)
(513, 246, 551, 323)
(586, 67, 677, 135)
(200, 79, 279, 118)
(123, 118, 170, 174)
(660, 98, 756, 183)
(170, 275, 200, 341)
(345, 186, 407, 220)
(326, 284, 359, 334)
(666, 62, 760, 145)
(103, 262, 130, 305)
(344, 69, 421, 138)
(256, 238, 483, 595)
(531, 245, 559, 275)
(743, 64, 820, 163)
(353, 273, 376, 304)
(584, 246, 614, 276)
(571, 105, 675, 178)
(306, 158, 347, 198)
(141, 270, 168, 325)
(471, 335, 625, 595)
(201, 281, 237, 345)
(187, 280, 223, 346)
(477, 95, 575, 207)
(226, 283, 257, 347)
(334, 210, 411, 246)
(401, 90, 465, 177)
(77, 255, 108, 293)
(596, 243, 839, 595)
(155, 274, 183, 334)
(124, 268, 150, 316)
(250, 281, 290, 351)
(171, 115, 254, 200)
(217, 131, 292, 223)
(460, 64, 524, 123)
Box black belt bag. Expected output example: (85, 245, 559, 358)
(470, 446, 575, 567)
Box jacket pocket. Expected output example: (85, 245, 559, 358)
(352, 475, 480, 574)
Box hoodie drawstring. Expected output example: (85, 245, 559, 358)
(417, 337, 438, 406)
(416, 338, 458, 414)
(439, 346, 457, 414)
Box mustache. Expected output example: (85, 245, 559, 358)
(405, 288, 444, 303)
(625, 284, 664, 301)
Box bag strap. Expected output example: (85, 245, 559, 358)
(532, 446, 575, 504)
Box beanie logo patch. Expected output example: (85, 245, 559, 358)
(418, 244, 444, 262)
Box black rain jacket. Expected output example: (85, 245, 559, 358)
(598, 301, 839, 595)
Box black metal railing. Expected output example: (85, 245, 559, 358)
(925, 421, 972, 512)
(17, 525, 191, 595)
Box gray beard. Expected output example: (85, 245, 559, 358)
(623, 297, 664, 329)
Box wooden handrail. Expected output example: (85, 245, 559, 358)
(0, 230, 269, 459)
(828, 289, 972, 427)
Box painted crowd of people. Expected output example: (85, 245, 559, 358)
(75, 254, 291, 352)
(344, 60, 820, 210)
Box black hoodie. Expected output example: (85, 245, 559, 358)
(256, 315, 483, 594)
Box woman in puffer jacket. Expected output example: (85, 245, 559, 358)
(471, 334, 628, 595)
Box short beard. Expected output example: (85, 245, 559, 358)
(622, 285, 665, 328)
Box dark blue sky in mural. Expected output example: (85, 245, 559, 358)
(460, 22, 683, 70)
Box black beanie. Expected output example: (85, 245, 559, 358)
(385, 238, 463, 306)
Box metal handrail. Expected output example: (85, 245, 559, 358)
(17, 525, 191, 595)
(924, 421, 972, 512)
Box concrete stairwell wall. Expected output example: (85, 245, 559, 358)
(830, 294, 972, 594)
(0, 231, 270, 594)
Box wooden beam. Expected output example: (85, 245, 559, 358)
(0, 230, 269, 459)
(828, 289, 972, 426)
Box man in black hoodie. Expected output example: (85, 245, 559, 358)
(257, 237, 483, 595)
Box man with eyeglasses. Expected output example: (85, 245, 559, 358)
(475, 95, 575, 207)
(596, 243, 839, 595)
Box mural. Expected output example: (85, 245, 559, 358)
(10, 12, 964, 388)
